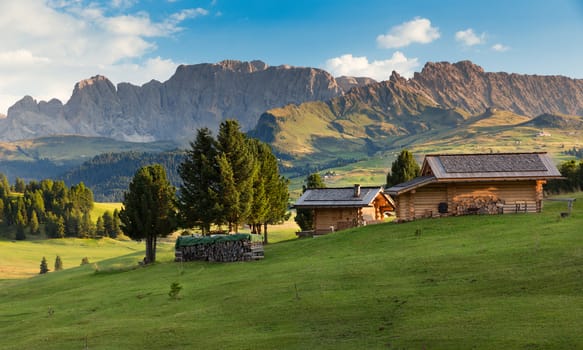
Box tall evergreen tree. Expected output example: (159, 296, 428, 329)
(120, 164, 177, 264)
(178, 128, 221, 234)
(29, 211, 40, 235)
(386, 149, 420, 187)
(95, 215, 105, 237)
(295, 173, 326, 231)
(216, 153, 240, 232)
(216, 120, 256, 232)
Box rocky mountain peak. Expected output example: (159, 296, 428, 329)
(75, 75, 111, 90)
(216, 59, 269, 73)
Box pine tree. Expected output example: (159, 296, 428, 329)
(386, 149, 420, 187)
(102, 211, 115, 238)
(295, 173, 326, 231)
(119, 164, 177, 264)
(40, 257, 49, 274)
(29, 211, 40, 235)
(216, 153, 240, 232)
(216, 120, 256, 232)
(54, 256, 63, 271)
(95, 216, 105, 237)
(178, 128, 221, 234)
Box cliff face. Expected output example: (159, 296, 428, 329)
(0, 60, 348, 142)
(4, 59, 583, 144)
(409, 61, 583, 117)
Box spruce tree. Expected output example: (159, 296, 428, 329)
(29, 211, 40, 235)
(40, 257, 49, 274)
(216, 120, 256, 232)
(119, 164, 177, 264)
(178, 128, 221, 234)
(54, 256, 63, 271)
(386, 149, 420, 187)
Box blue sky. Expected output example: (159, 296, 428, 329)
(0, 0, 582, 114)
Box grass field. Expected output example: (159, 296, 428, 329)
(1, 195, 583, 349)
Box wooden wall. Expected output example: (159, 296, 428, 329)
(395, 180, 543, 221)
(314, 207, 360, 234)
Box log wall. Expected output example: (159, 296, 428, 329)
(395, 180, 543, 221)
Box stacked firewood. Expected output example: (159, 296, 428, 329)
(175, 234, 264, 262)
(453, 196, 504, 215)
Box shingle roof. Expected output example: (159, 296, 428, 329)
(294, 186, 393, 208)
(385, 175, 437, 196)
(422, 152, 562, 180)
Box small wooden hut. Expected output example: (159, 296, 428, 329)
(385, 152, 562, 221)
(294, 185, 395, 234)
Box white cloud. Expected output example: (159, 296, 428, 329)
(376, 17, 440, 49)
(324, 52, 419, 81)
(492, 43, 510, 52)
(0, 0, 208, 114)
(455, 28, 486, 46)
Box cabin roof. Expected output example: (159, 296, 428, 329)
(421, 152, 562, 180)
(386, 152, 562, 195)
(294, 186, 394, 208)
(384, 175, 437, 196)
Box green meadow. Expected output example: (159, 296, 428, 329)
(1, 195, 583, 349)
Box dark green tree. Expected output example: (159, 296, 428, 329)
(40, 257, 49, 274)
(178, 128, 222, 234)
(13, 177, 26, 193)
(102, 211, 115, 238)
(386, 149, 421, 187)
(120, 164, 177, 264)
(45, 213, 65, 238)
(216, 120, 257, 232)
(295, 173, 326, 231)
(54, 255, 63, 271)
(29, 211, 40, 235)
(95, 215, 105, 237)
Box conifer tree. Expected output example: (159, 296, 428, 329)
(40, 257, 49, 274)
(178, 128, 221, 234)
(29, 211, 40, 235)
(120, 164, 177, 264)
(54, 256, 63, 271)
(386, 149, 420, 187)
(95, 216, 105, 237)
(216, 120, 256, 232)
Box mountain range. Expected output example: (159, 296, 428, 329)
(2, 59, 583, 193)
(0, 60, 372, 143)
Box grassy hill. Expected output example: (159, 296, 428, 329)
(2, 195, 583, 349)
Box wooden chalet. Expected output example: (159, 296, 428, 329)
(385, 152, 562, 221)
(294, 185, 395, 234)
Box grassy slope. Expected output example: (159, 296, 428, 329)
(2, 196, 583, 349)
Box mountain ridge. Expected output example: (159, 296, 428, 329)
(1, 60, 374, 143)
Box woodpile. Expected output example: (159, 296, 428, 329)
(453, 196, 505, 215)
(175, 234, 264, 263)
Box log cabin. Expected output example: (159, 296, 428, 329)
(294, 185, 395, 234)
(385, 152, 562, 221)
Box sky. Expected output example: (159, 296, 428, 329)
(1, 0, 583, 114)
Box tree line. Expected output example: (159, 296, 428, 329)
(0, 174, 122, 240)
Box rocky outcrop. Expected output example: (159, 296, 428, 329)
(409, 60, 583, 117)
(335, 76, 377, 92)
(0, 60, 346, 142)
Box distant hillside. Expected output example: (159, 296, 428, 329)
(60, 150, 186, 202)
(251, 61, 583, 166)
(0, 136, 178, 184)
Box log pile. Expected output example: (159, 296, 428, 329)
(175, 234, 264, 262)
(453, 196, 505, 215)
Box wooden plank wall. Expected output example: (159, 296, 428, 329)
(395, 180, 542, 221)
(314, 208, 359, 234)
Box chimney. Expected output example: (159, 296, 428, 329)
(353, 184, 361, 197)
